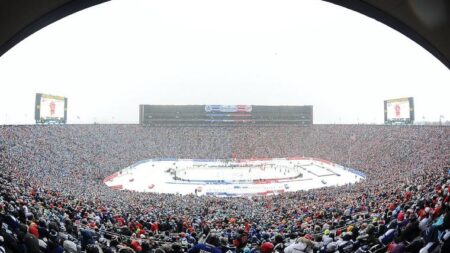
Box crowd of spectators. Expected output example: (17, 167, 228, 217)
(0, 124, 449, 253)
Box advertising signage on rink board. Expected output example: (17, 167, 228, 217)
(139, 104, 313, 125)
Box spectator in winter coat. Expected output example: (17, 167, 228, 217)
(81, 229, 96, 251)
(284, 238, 313, 253)
(188, 234, 222, 253)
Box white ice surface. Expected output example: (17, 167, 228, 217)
(104, 158, 365, 197)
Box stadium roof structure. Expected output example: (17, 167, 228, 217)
(0, 0, 449, 69)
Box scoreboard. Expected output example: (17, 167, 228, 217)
(139, 105, 313, 125)
(35, 93, 68, 124)
(384, 97, 414, 124)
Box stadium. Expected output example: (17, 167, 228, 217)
(1, 123, 449, 253)
(0, 1, 450, 253)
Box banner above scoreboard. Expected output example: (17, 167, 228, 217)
(204, 105, 252, 113)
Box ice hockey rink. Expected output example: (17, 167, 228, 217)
(104, 157, 366, 197)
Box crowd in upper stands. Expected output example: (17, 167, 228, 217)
(0, 124, 449, 253)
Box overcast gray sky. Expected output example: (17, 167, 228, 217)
(0, 0, 449, 124)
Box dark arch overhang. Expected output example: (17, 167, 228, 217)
(0, 0, 109, 57)
(0, 0, 449, 69)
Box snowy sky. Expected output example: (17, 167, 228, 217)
(0, 0, 449, 124)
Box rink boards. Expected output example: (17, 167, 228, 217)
(103, 157, 366, 197)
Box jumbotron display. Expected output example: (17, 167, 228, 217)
(139, 104, 313, 124)
(34, 93, 68, 124)
(384, 97, 414, 124)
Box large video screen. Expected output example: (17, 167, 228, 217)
(384, 97, 414, 124)
(35, 93, 67, 123)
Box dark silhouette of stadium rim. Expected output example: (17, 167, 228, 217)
(0, 0, 449, 69)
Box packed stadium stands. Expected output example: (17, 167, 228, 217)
(0, 124, 449, 253)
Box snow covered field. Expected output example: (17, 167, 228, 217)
(104, 158, 365, 197)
